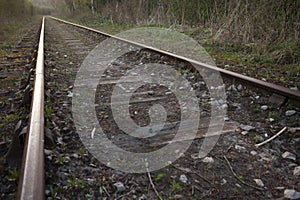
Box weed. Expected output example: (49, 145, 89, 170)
(51, 185, 59, 198)
(155, 173, 165, 182)
(61, 142, 67, 149)
(171, 181, 182, 192)
(67, 178, 85, 189)
(54, 156, 68, 165)
(7, 169, 20, 182)
(45, 106, 52, 120)
(268, 112, 279, 120)
(79, 147, 84, 156)
(253, 107, 260, 113)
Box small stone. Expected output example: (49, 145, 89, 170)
(202, 157, 214, 163)
(44, 149, 53, 156)
(282, 151, 296, 161)
(241, 131, 248, 135)
(139, 194, 147, 200)
(253, 179, 264, 187)
(221, 104, 228, 109)
(228, 85, 237, 91)
(261, 105, 268, 111)
(179, 174, 188, 184)
(286, 110, 297, 116)
(284, 189, 300, 200)
(235, 183, 241, 188)
(255, 96, 260, 100)
(235, 145, 246, 151)
(250, 150, 257, 156)
(87, 178, 95, 185)
(224, 117, 230, 122)
(268, 118, 275, 122)
(64, 55, 68, 58)
(148, 91, 154, 95)
(240, 124, 255, 131)
(67, 91, 73, 98)
(220, 178, 227, 185)
(114, 182, 125, 192)
(289, 163, 298, 168)
(293, 166, 300, 176)
(45, 189, 51, 196)
(237, 84, 243, 91)
(72, 153, 79, 159)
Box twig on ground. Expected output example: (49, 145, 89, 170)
(223, 156, 264, 191)
(146, 167, 163, 200)
(255, 127, 287, 148)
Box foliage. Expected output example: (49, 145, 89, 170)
(60, 0, 299, 46)
(7, 169, 20, 182)
(155, 173, 165, 182)
(171, 181, 182, 191)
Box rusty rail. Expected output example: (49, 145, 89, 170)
(49, 16, 300, 102)
(17, 17, 45, 199)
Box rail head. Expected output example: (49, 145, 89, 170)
(48, 16, 300, 102)
(17, 16, 45, 200)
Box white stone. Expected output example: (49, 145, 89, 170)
(235, 145, 246, 151)
(237, 84, 243, 91)
(221, 178, 227, 185)
(241, 131, 248, 135)
(67, 91, 73, 98)
(253, 179, 264, 187)
(250, 151, 257, 156)
(202, 157, 214, 163)
(261, 105, 268, 111)
(114, 182, 125, 192)
(179, 175, 188, 184)
(240, 124, 255, 131)
(284, 189, 300, 200)
(286, 110, 297, 116)
(282, 151, 296, 161)
(228, 85, 237, 91)
(269, 118, 275, 122)
(294, 166, 300, 176)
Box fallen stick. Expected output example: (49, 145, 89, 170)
(223, 156, 264, 191)
(146, 167, 163, 200)
(255, 127, 287, 148)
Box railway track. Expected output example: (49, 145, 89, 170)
(1, 16, 298, 199)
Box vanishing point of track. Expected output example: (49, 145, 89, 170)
(17, 16, 300, 199)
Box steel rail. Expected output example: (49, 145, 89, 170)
(49, 16, 300, 102)
(17, 17, 45, 200)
